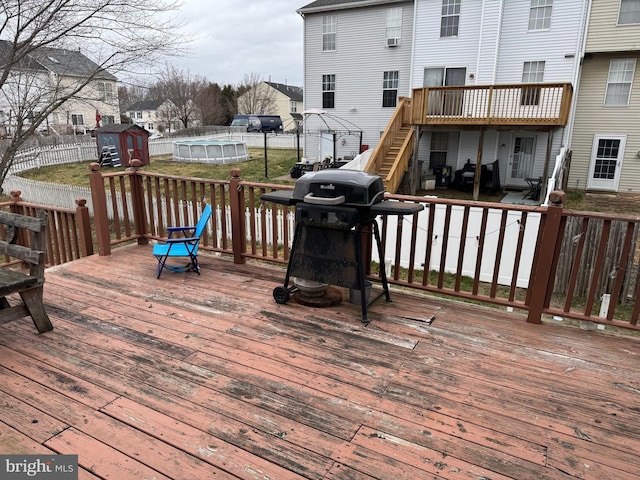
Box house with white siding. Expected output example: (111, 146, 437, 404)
(297, 0, 414, 162)
(297, 0, 587, 197)
(124, 99, 178, 135)
(0, 41, 120, 137)
(568, 0, 640, 195)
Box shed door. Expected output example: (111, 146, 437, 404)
(587, 135, 625, 191)
(126, 133, 145, 164)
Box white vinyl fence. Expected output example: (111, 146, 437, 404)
(256, 203, 540, 289)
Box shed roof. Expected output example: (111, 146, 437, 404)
(96, 124, 148, 134)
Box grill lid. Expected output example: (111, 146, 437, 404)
(293, 170, 385, 207)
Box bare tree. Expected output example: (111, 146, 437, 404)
(236, 73, 277, 115)
(152, 65, 205, 129)
(0, 0, 185, 192)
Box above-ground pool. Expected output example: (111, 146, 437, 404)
(173, 140, 249, 164)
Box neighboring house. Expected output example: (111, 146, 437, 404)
(297, 0, 413, 161)
(236, 81, 304, 130)
(567, 0, 640, 195)
(124, 99, 178, 135)
(264, 81, 304, 130)
(297, 0, 587, 193)
(0, 40, 120, 136)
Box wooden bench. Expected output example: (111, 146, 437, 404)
(0, 210, 52, 333)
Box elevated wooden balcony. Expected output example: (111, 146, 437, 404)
(411, 82, 573, 127)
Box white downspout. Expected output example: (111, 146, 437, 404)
(409, 0, 418, 91)
(564, 0, 592, 148)
(492, 0, 505, 83)
(475, 0, 486, 84)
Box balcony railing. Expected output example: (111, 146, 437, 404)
(411, 83, 573, 127)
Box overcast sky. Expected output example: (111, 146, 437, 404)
(170, 0, 305, 87)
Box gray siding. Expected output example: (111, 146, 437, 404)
(587, 0, 640, 52)
(302, 2, 413, 159)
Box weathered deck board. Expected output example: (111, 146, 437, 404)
(1, 244, 639, 480)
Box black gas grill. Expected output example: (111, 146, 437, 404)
(261, 170, 423, 323)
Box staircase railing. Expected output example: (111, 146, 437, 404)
(385, 127, 414, 194)
(365, 97, 414, 192)
(365, 97, 412, 175)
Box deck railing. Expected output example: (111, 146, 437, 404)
(0, 192, 93, 267)
(411, 83, 573, 126)
(80, 164, 640, 331)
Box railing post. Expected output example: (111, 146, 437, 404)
(126, 159, 149, 245)
(229, 169, 246, 264)
(75, 198, 94, 257)
(527, 190, 566, 324)
(9, 190, 22, 215)
(88, 162, 111, 256)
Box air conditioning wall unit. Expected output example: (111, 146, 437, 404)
(386, 37, 399, 47)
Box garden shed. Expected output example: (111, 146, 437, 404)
(95, 124, 150, 167)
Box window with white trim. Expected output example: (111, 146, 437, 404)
(528, 0, 553, 31)
(429, 132, 449, 169)
(323, 15, 336, 51)
(382, 71, 399, 108)
(618, 0, 640, 25)
(604, 59, 636, 106)
(440, 0, 461, 38)
(97, 82, 113, 102)
(322, 74, 335, 109)
(593, 138, 622, 180)
(71, 114, 84, 126)
(521, 61, 545, 105)
(290, 101, 298, 113)
(386, 7, 402, 45)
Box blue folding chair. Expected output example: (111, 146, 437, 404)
(153, 204, 212, 278)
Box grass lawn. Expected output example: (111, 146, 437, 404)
(19, 148, 299, 187)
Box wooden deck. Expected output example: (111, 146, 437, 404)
(1, 244, 639, 480)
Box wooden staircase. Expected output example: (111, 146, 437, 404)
(365, 97, 415, 194)
(376, 125, 412, 186)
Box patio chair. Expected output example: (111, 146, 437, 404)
(152, 204, 212, 278)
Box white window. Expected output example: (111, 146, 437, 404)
(135, 111, 142, 119)
(618, 0, 640, 25)
(521, 61, 545, 105)
(322, 74, 335, 109)
(528, 0, 553, 31)
(290, 101, 298, 113)
(605, 59, 636, 106)
(440, 0, 461, 38)
(323, 15, 336, 51)
(147, 123, 154, 130)
(386, 7, 402, 45)
(382, 71, 399, 108)
(97, 82, 113, 102)
(71, 114, 84, 126)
